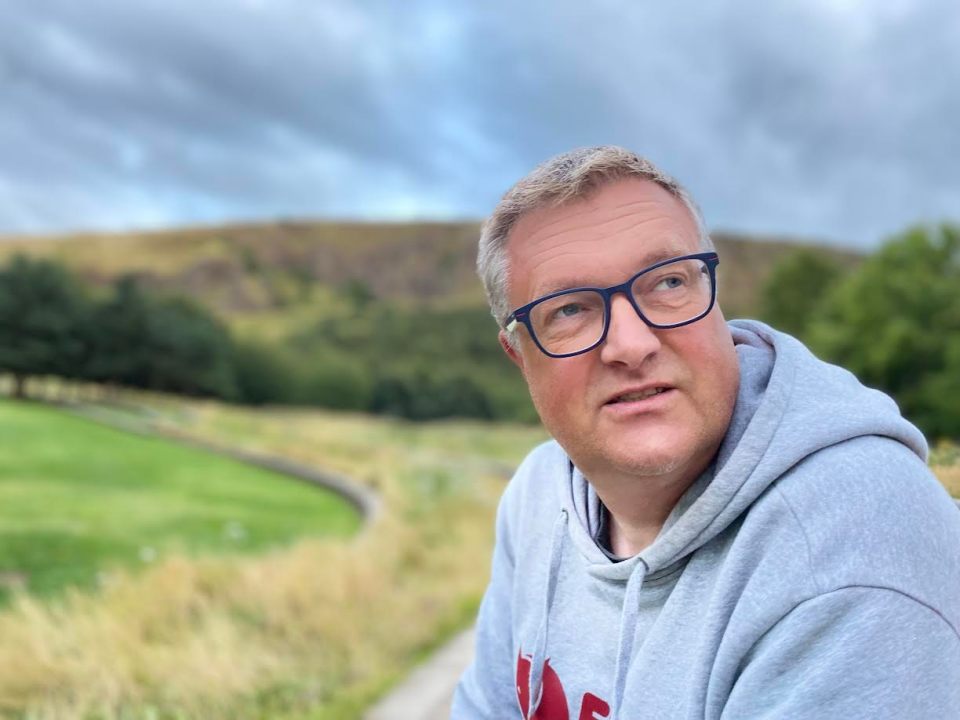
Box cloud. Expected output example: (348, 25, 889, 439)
(0, 0, 957, 247)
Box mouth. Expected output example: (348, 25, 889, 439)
(605, 386, 673, 405)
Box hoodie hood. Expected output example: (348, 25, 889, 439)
(562, 319, 928, 579)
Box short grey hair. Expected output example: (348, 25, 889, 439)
(478, 146, 713, 336)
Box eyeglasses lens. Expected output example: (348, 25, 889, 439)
(528, 258, 713, 356)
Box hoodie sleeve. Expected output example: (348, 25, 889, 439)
(720, 586, 960, 719)
(450, 480, 520, 719)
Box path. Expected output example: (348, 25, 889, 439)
(364, 627, 474, 720)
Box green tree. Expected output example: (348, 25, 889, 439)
(300, 353, 373, 411)
(0, 255, 92, 398)
(291, 303, 534, 421)
(760, 248, 846, 339)
(84, 276, 154, 388)
(87, 277, 237, 399)
(144, 296, 237, 398)
(809, 223, 960, 439)
(232, 340, 299, 405)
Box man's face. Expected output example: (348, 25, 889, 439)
(501, 178, 739, 486)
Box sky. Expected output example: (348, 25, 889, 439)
(1, 0, 958, 248)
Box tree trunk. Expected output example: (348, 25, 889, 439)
(13, 374, 26, 399)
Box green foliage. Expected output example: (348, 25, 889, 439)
(84, 276, 238, 398)
(144, 295, 238, 398)
(370, 368, 494, 420)
(0, 255, 92, 396)
(84, 276, 155, 387)
(233, 339, 301, 405)
(0, 256, 241, 401)
(298, 352, 374, 410)
(760, 248, 846, 338)
(290, 304, 535, 421)
(0, 254, 536, 423)
(809, 223, 960, 439)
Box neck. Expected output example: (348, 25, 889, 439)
(590, 458, 712, 558)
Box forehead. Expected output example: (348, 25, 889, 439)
(505, 178, 701, 303)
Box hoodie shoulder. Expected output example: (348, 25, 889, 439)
(762, 434, 960, 631)
(507, 439, 567, 496)
(497, 439, 569, 530)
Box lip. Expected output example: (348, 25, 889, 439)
(601, 385, 677, 415)
(603, 383, 675, 406)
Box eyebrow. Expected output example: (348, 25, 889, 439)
(529, 246, 692, 298)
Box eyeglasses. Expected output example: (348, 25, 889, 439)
(504, 252, 720, 358)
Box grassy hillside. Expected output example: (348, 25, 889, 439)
(0, 221, 863, 335)
(0, 391, 547, 719)
(0, 399, 359, 604)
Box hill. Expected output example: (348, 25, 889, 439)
(0, 220, 867, 422)
(0, 220, 863, 332)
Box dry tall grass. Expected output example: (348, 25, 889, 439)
(0, 395, 546, 719)
(932, 442, 960, 498)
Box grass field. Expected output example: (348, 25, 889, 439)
(0, 399, 360, 604)
(0, 392, 547, 720)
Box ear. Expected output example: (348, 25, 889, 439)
(499, 330, 525, 372)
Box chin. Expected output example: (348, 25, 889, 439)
(614, 451, 689, 478)
(603, 434, 700, 478)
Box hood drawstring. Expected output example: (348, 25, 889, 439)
(526, 510, 649, 719)
(609, 558, 649, 719)
(526, 510, 568, 720)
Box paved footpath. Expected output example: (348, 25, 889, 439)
(364, 627, 475, 720)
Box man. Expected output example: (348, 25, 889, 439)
(452, 146, 960, 719)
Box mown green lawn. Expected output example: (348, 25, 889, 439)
(0, 399, 360, 603)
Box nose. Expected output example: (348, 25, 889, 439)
(598, 293, 662, 367)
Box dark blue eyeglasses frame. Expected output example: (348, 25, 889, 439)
(503, 252, 720, 359)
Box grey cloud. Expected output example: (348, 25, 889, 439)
(0, 0, 957, 247)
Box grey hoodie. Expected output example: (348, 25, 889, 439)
(452, 320, 960, 719)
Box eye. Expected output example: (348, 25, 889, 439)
(654, 275, 685, 291)
(556, 303, 582, 317)
(532, 291, 604, 331)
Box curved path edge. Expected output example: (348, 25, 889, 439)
(62, 401, 381, 525)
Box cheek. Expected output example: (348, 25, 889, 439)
(689, 335, 739, 415)
(686, 316, 734, 366)
(671, 324, 737, 400)
(524, 357, 591, 418)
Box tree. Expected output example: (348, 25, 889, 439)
(87, 277, 237, 399)
(809, 223, 960, 439)
(0, 255, 92, 398)
(760, 248, 846, 340)
(232, 340, 299, 405)
(84, 276, 154, 388)
(143, 295, 238, 398)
